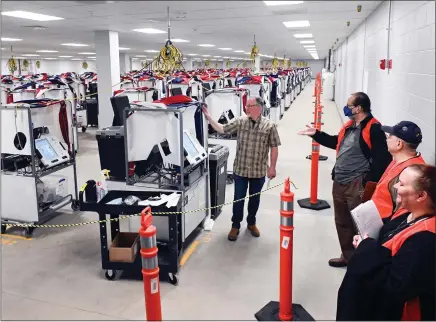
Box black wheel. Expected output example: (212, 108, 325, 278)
(105, 270, 117, 280)
(23, 227, 34, 238)
(1, 224, 6, 234)
(71, 200, 80, 211)
(168, 273, 178, 286)
(81, 126, 87, 133)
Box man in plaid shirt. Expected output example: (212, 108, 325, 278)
(203, 97, 281, 241)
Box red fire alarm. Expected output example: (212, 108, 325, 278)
(388, 59, 392, 69)
(379, 59, 386, 70)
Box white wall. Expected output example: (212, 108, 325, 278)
(1, 59, 97, 75)
(333, 0, 435, 164)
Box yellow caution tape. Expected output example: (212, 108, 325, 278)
(1, 180, 296, 229)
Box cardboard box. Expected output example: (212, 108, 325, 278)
(109, 232, 139, 263)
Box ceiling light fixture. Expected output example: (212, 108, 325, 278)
(213, 56, 222, 58)
(1, 10, 63, 21)
(71, 58, 82, 61)
(144, 50, 159, 53)
(78, 52, 96, 55)
(1, 37, 22, 41)
(132, 28, 166, 34)
(167, 38, 190, 43)
(135, 55, 147, 57)
(36, 50, 58, 53)
(202, 55, 211, 57)
(304, 45, 316, 48)
(223, 56, 231, 59)
(119, 47, 131, 50)
(300, 40, 315, 44)
(88, 56, 96, 59)
(187, 53, 198, 56)
(59, 55, 73, 58)
(263, 1, 303, 6)
(197, 44, 215, 47)
(234, 50, 244, 53)
(22, 54, 40, 57)
(294, 33, 313, 38)
(44, 57, 58, 60)
(61, 43, 89, 47)
(282, 20, 310, 28)
(218, 48, 232, 50)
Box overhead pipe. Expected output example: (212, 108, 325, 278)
(386, 0, 392, 74)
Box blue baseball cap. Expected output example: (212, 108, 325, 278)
(381, 121, 423, 144)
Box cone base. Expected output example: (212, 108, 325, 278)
(297, 198, 331, 210)
(306, 155, 328, 161)
(254, 301, 315, 321)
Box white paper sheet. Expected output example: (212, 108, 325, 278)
(351, 200, 384, 240)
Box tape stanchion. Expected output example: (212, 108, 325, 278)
(255, 178, 314, 321)
(299, 74, 330, 211)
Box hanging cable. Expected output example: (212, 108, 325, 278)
(155, 6, 184, 73)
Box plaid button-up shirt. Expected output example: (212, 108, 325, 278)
(223, 116, 281, 178)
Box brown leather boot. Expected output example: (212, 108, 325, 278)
(247, 225, 260, 237)
(328, 255, 348, 267)
(228, 228, 239, 241)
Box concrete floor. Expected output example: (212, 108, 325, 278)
(1, 81, 346, 320)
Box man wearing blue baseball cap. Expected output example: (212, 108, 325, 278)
(369, 121, 426, 221)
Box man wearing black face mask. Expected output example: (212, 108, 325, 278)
(298, 92, 391, 267)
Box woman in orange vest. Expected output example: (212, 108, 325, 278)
(336, 164, 436, 321)
(371, 121, 426, 221)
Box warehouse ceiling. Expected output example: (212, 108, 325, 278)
(1, 0, 381, 61)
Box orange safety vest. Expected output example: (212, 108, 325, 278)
(336, 117, 380, 155)
(383, 216, 436, 321)
(372, 155, 426, 220)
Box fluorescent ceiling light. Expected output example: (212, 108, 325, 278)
(132, 58, 139, 60)
(223, 56, 231, 59)
(44, 58, 58, 60)
(1, 37, 22, 41)
(61, 43, 88, 47)
(22, 54, 40, 57)
(300, 40, 315, 44)
(211, 59, 217, 61)
(135, 55, 147, 57)
(213, 55, 222, 58)
(146, 58, 153, 61)
(234, 50, 244, 53)
(197, 44, 215, 47)
(1, 11, 64, 21)
(167, 38, 190, 43)
(71, 58, 82, 60)
(202, 55, 211, 57)
(218, 48, 232, 50)
(282, 20, 310, 28)
(36, 50, 58, 53)
(144, 50, 159, 53)
(88, 56, 96, 59)
(119, 47, 131, 50)
(294, 33, 313, 38)
(133, 28, 166, 34)
(307, 49, 317, 52)
(78, 52, 96, 55)
(304, 45, 316, 48)
(263, 1, 303, 6)
(244, 52, 251, 55)
(59, 55, 73, 58)
(187, 53, 198, 56)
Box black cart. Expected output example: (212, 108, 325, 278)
(79, 188, 183, 285)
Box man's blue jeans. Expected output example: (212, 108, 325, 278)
(232, 174, 266, 229)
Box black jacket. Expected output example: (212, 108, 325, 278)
(311, 115, 392, 183)
(336, 213, 436, 321)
